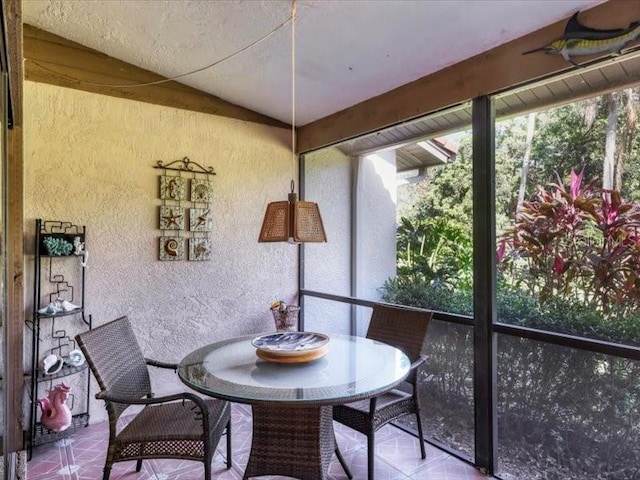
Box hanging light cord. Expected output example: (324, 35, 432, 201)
(26, 8, 294, 89)
(291, 0, 297, 190)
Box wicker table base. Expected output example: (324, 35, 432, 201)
(179, 335, 407, 480)
(243, 405, 336, 480)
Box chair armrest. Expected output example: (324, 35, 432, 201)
(145, 358, 178, 370)
(96, 390, 208, 413)
(409, 355, 427, 372)
(406, 355, 427, 384)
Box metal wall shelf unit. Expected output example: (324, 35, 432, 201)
(28, 219, 92, 459)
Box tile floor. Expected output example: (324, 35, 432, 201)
(28, 404, 491, 479)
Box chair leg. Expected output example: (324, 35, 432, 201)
(416, 412, 427, 459)
(102, 467, 111, 480)
(136, 459, 143, 472)
(367, 431, 375, 480)
(334, 446, 353, 479)
(226, 419, 232, 469)
(204, 457, 212, 480)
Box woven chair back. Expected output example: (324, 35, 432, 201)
(76, 316, 152, 420)
(366, 304, 433, 362)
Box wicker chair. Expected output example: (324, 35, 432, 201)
(333, 304, 433, 480)
(75, 316, 231, 480)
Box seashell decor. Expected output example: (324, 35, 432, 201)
(159, 237, 184, 261)
(155, 157, 215, 262)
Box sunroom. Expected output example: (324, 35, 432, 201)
(1, 1, 640, 479)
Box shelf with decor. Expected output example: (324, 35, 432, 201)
(27, 219, 92, 459)
(33, 363, 89, 382)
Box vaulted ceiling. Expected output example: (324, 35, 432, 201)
(22, 0, 605, 127)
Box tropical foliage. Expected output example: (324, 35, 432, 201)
(381, 88, 640, 480)
(499, 168, 640, 317)
(396, 216, 472, 291)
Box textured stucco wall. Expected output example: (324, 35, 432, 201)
(355, 152, 397, 334)
(300, 147, 398, 336)
(24, 82, 299, 421)
(302, 147, 352, 334)
(356, 151, 397, 300)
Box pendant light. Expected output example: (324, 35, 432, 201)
(258, 0, 327, 243)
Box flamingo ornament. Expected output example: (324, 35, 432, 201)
(38, 383, 72, 432)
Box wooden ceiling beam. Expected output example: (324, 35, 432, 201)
(23, 24, 288, 129)
(298, 0, 640, 153)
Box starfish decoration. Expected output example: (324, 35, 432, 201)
(162, 209, 183, 229)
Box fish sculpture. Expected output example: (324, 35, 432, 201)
(523, 12, 640, 65)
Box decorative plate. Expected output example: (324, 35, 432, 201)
(252, 332, 330, 356)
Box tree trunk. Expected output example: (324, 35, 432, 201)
(615, 88, 637, 192)
(603, 94, 618, 190)
(583, 96, 599, 131)
(517, 113, 537, 211)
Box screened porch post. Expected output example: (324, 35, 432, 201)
(472, 95, 497, 473)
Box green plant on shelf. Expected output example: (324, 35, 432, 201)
(43, 236, 73, 256)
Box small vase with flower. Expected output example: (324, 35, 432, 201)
(270, 300, 300, 332)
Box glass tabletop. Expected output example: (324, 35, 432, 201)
(178, 333, 410, 405)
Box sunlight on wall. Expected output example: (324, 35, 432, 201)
(366, 153, 398, 202)
(358, 152, 397, 300)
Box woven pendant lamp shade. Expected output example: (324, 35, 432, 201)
(258, 0, 326, 244)
(259, 192, 327, 243)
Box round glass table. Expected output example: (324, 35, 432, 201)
(178, 333, 410, 480)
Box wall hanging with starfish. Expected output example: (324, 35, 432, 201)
(154, 156, 216, 261)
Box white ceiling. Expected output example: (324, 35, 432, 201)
(22, 0, 605, 126)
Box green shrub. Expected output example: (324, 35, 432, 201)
(381, 276, 472, 316)
(382, 275, 640, 346)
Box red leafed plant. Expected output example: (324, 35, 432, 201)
(499, 168, 640, 314)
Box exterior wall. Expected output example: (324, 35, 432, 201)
(355, 151, 397, 334)
(302, 147, 352, 334)
(301, 148, 398, 336)
(24, 82, 298, 421)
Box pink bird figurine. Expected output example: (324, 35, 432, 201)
(38, 383, 72, 432)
